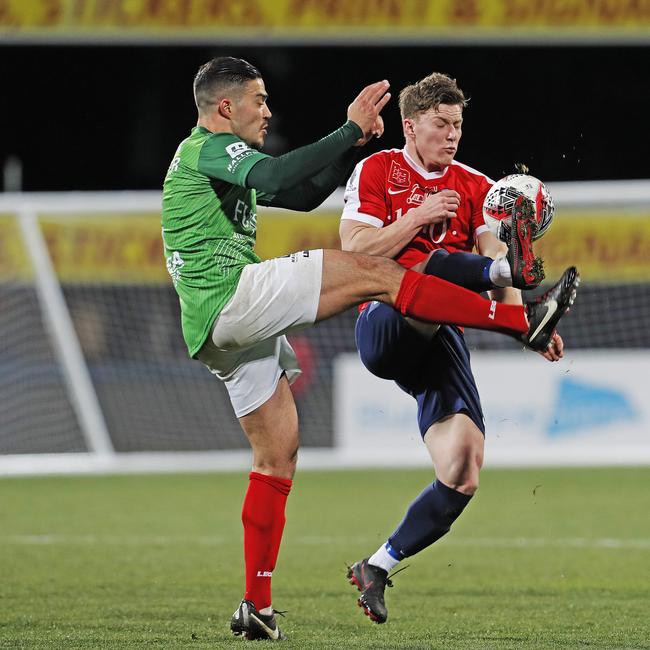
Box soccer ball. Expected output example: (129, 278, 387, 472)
(482, 174, 554, 242)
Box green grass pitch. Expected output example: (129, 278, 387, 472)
(1, 467, 649, 649)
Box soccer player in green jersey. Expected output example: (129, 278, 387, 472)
(162, 57, 577, 641)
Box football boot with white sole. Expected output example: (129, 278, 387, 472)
(230, 599, 286, 641)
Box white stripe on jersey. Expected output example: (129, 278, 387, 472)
(341, 155, 388, 228)
(340, 212, 384, 228)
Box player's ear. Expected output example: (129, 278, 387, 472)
(403, 118, 415, 138)
(217, 99, 233, 119)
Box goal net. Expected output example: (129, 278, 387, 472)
(1, 182, 649, 473)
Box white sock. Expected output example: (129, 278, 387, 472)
(368, 543, 400, 573)
(489, 256, 512, 288)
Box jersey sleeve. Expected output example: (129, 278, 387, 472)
(197, 134, 269, 187)
(341, 155, 388, 228)
(472, 174, 494, 237)
(255, 190, 275, 206)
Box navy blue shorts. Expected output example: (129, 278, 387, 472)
(355, 302, 485, 437)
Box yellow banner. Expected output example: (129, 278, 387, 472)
(1, 209, 649, 284)
(535, 210, 650, 283)
(258, 209, 650, 284)
(0, 214, 166, 283)
(0, 215, 32, 280)
(2, 0, 649, 39)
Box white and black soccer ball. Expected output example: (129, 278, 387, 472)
(482, 174, 554, 242)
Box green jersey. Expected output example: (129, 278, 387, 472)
(161, 126, 269, 357)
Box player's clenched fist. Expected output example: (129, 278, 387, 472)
(347, 80, 391, 145)
(409, 190, 461, 227)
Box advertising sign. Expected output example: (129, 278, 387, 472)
(334, 351, 650, 466)
(1, 207, 649, 283)
(2, 0, 649, 44)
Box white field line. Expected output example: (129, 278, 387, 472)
(1, 535, 649, 550)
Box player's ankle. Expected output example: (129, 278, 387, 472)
(489, 256, 512, 288)
(368, 542, 401, 573)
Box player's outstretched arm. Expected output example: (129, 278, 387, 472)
(246, 81, 390, 195)
(260, 149, 359, 211)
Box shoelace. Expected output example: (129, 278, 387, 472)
(344, 561, 410, 588)
(385, 563, 410, 588)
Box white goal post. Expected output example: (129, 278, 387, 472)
(1, 180, 649, 476)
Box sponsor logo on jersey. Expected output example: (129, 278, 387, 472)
(168, 156, 180, 173)
(284, 251, 310, 263)
(234, 199, 257, 232)
(166, 251, 185, 285)
(406, 183, 440, 205)
(389, 160, 411, 187)
(488, 300, 497, 320)
(226, 141, 257, 173)
(225, 141, 250, 158)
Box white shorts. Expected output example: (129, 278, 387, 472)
(197, 250, 323, 417)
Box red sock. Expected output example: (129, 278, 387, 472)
(242, 472, 292, 611)
(395, 270, 528, 336)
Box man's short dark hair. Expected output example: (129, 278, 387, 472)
(193, 57, 262, 112)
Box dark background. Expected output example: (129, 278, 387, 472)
(1, 45, 647, 191)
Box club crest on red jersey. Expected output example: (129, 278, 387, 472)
(389, 161, 411, 187)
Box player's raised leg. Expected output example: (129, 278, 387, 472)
(317, 250, 530, 337)
(318, 250, 578, 352)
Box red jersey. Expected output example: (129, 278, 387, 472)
(342, 148, 494, 269)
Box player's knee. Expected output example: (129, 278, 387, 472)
(457, 475, 479, 495)
(358, 342, 394, 379)
(350, 252, 396, 274)
(254, 455, 297, 479)
(351, 254, 401, 293)
(456, 449, 481, 494)
(441, 440, 482, 495)
(356, 305, 419, 381)
(253, 439, 299, 479)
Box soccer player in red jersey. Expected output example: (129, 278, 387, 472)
(165, 59, 577, 639)
(341, 72, 578, 624)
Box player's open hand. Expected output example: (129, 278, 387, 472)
(410, 190, 461, 227)
(539, 330, 564, 361)
(347, 81, 391, 146)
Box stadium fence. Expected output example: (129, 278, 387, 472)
(1, 181, 649, 475)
